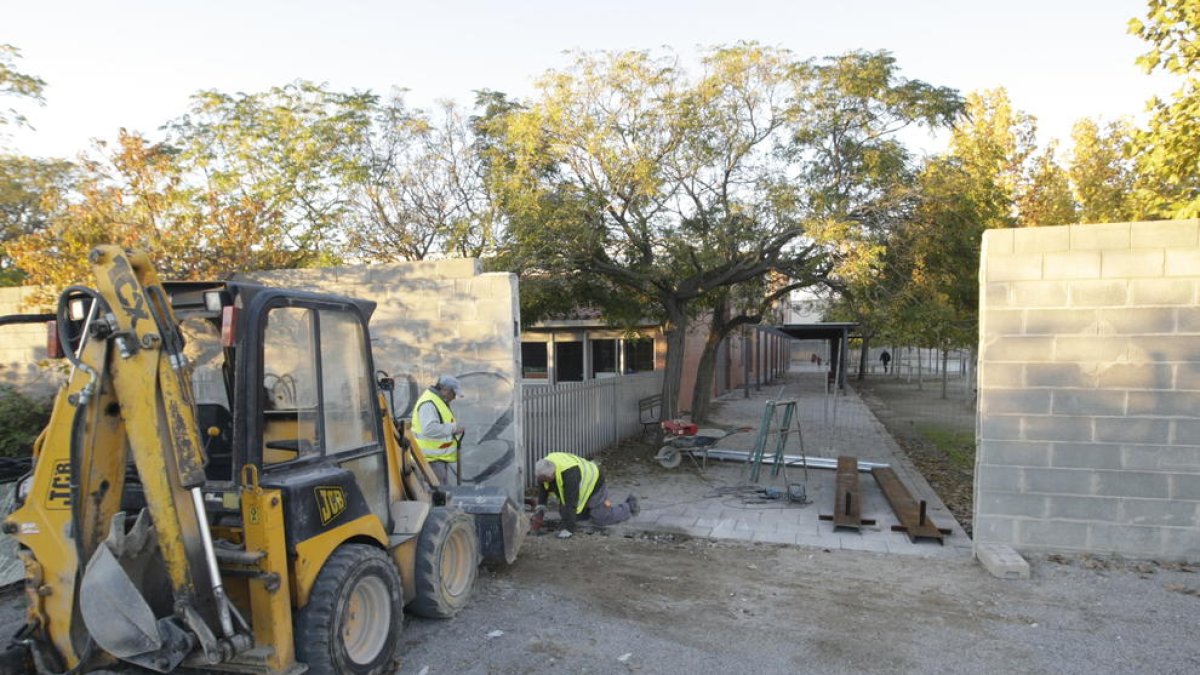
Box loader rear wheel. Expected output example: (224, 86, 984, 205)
(295, 544, 402, 675)
(409, 507, 479, 618)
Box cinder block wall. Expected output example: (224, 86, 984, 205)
(0, 287, 59, 399)
(247, 260, 524, 501)
(977, 220, 1200, 562)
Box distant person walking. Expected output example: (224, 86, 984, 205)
(880, 350, 892, 374)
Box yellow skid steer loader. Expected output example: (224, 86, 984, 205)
(0, 246, 523, 674)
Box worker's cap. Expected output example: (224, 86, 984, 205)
(436, 375, 465, 398)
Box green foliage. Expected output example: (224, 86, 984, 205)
(1021, 142, 1078, 226)
(0, 384, 51, 457)
(1128, 0, 1200, 217)
(0, 155, 77, 285)
(1068, 118, 1137, 223)
(0, 44, 46, 135)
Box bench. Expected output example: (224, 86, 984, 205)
(638, 394, 663, 440)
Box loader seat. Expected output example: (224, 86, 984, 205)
(198, 403, 234, 481)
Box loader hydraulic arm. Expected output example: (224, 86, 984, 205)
(4, 246, 248, 672)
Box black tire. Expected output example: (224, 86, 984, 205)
(295, 544, 402, 675)
(408, 507, 479, 618)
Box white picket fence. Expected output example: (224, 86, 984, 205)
(521, 372, 663, 483)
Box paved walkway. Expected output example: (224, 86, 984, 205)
(608, 367, 973, 559)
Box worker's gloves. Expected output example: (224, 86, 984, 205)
(556, 529, 573, 539)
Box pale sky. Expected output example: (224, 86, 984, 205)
(2, 0, 1175, 160)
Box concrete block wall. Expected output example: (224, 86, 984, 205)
(247, 260, 525, 501)
(0, 287, 60, 399)
(976, 220, 1200, 562)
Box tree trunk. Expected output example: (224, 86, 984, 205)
(690, 327, 723, 423)
(856, 335, 870, 381)
(941, 348, 949, 399)
(660, 299, 689, 420)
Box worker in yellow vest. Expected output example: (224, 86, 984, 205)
(533, 451, 640, 539)
(412, 375, 466, 485)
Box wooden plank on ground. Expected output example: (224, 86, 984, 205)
(819, 455, 874, 530)
(871, 466, 951, 544)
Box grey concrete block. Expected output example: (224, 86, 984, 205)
(1102, 250, 1164, 279)
(983, 389, 1051, 415)
(1131, 219, 1199, 248)
(1026, 467, 1095, 495)
(752, 530, 800, 545)
(1070, 222, 1131, 250)
(1179, 307, 1200, 332)
(1023, 416, 1093, 443)
(1124, 444, 1200, 471)
(709, 524, 754, 541)
(1097, 307, 1178, 335)
(978, 441, 1051, 467)
(1158, 527, 1200, 561)
(982, 309, 1025, 335)
(979, 491, 1047, 518)
(1098, 363, 1174, 391)
(1044, 252, 1101, 280)
(984, 228, 1015, 255)
(1119, 498, 1199, 527)
(1172, 419, 1200, 445)
(1171, 473, 1200, 500)
(1164, 248, 1200, 277)
(972, 515, 1016, 543)
(979, 363, 1025, 388)
(1087, 523, 1164, 557)
(1051, 443, 1124, 470)
(979, 415, 1022, 441)
(984, 282, 1012, 307)
(1024, 308, 1097, 335)
(976, 543, 1031, 579)
(1018, 519, 1089, 548)
(1128, 390, 1200, 417)
(1177, 362, 1200, 395)
(1025, 362, 1093, 388)
(1068, 280, 1128, 307)
(977, 464, 1022, 491)
(987, 253, 1044, 282)
(1012, 281, 1068, 308)
(1051, 390, 1126, 416)
(1047, 495, 1120, 522)
(1014, 225, 1071, 253)
(1128, 278, 1196, 306)
(1054, 336, 1129, 363)
(1095, 471, 1171, 499)
(1095, 418, 1171, 445)
(983, 336, 1056, 363)
(1128, 336, 1200, 365)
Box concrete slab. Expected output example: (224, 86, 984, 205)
(976, 542, 1032, 579)
(603, 368, 973, 561)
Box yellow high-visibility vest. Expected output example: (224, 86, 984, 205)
(411, 389, 457, 462)
(542, 452, 600, 514)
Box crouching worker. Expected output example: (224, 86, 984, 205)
(533, 452, 639, 539)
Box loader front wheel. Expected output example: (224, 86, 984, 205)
(409, 507, 479, 618)
(295, 544, 402, 675)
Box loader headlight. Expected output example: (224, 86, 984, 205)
(69, 297, 89, 321)
(204, 291, 224, 313)
(17, 475, 33, 505)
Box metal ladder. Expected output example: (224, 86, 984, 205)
(745, 399, 807, 483)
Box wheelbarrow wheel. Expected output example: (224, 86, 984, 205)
(656, 446, 682, 469)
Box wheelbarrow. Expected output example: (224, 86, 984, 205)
(654, 420, 732, 469)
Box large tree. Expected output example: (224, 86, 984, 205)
(1128, 0, 1200, 217)
(0, 155, 76, 285)
(1068, 118, 1138, 223)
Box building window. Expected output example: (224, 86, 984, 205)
(555, 341, 583, 382)
(521, 342, 548, 379)
(624, 339, 655, 373)
(591, 339, 618, 378)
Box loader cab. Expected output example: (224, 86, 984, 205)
(171, 283, 393, 543)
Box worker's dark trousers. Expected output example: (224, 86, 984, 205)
(585, 484, 633, 525)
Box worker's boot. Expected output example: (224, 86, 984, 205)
(626, 494, 641, 516)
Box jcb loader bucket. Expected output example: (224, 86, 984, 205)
(79, 511, 194, 673)
(443, 485, 526, 564)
